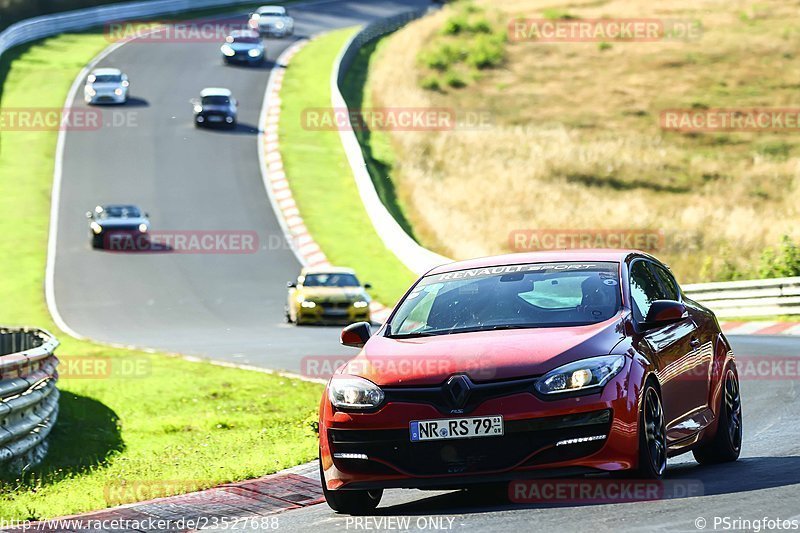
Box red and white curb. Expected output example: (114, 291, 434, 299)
(257, 38, 392, 324)
(721, 321, 800, 336)
(3, 463, 321, 532)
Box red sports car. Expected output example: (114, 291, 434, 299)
(319, 250, 742, 514)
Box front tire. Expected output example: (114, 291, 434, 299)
(319, 456, 382, 515)
(693, 367, 742, 464)
(635, 381, 667, 479)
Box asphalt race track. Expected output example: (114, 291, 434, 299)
(53, 0, 430, 372)
(51, 0, 800, 530)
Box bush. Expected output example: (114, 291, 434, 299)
(419, 43, 464, 71)
(466, 34, 505, 69)
(420, 75, 441, 91)
(441, 14, 468, 35)
(444, 71, 466, 88)
(759, 236, 800, 278)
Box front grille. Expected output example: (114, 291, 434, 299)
(330, 409, 611, 476)
(321, 302, 351, 310)
(382, 375, 539, 415)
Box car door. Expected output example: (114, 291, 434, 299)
(650, 262, 714, 435)
(628, 259, 700, 437)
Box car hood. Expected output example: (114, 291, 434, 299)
(89, 82, 123, 91)
(299, 287, 368, 301)
(229, 42, 262, 52)
(340, 314, 628, 386)
(95, 217, 148, 228)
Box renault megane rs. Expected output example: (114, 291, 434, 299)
(318, 250, 742, 514)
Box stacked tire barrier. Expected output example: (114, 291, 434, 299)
(0, 328, 59, 473)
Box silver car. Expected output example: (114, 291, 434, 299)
(84, 68, 129, 105)
(221, 30, 266, 65)
(248, 6, 294, 38)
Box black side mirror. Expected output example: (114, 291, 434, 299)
(341, 322, 371, 348)
(363, 283, 372, 290)
(287, 281, 297, 288)
(643, 300, 687, 329)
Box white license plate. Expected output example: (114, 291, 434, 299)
(410, 415, 503, 442)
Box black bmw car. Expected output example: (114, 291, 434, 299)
(86, 204, 150, 249)
(191, 88, 238, 128)
(221, 30, 265, 65)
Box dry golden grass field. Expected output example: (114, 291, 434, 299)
(360, 0, 800, 282)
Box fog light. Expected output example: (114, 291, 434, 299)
(333, 453, 368, 460)
(555, 435, 607, 447)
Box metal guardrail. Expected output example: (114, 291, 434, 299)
(0, 328, 59, 472)
(0, 0, 261, 62)
(684, 277, 800, 318)
(331, 6, 451, 276)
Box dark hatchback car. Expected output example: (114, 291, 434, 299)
(191, 88, 238, 128)
(87, 204, 150, 249)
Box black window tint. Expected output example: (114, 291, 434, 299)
(652, 264, 679, 301)
(629, 261, 667, 321)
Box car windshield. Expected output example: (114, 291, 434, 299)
(98, 206, 141, 219)
(92, 74, 121, 83)
(388, 262, 621, 337)
(202, 96, 230, 106)
(303, 273, 361, 288)
(258, 8, 285, 16)
(231, 35, 260, 44)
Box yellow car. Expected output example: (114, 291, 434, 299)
(286, 267, 372, 325)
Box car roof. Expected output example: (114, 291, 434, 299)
(91, 68, 122, 76)
(426, 249, 654, 276)
(200, 87, 232, 97)
(301, 266, 357, 276)
(257, 6, 286, 14)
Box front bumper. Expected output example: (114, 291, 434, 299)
(297, 303, 370, 324)
(320, 368, 639, 491)
(195, 113, 236, 126)
(223, 52, 264, 64)
(86, 92, 126, 104)
(258, 25, 292, 37)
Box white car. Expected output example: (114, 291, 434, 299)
(249, 6, 294, 38)
(84, 68, 129, 105)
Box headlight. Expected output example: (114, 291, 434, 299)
(138, 224, 148, 233)
(90, 222, 103, 234)
(329, 376, 384, 410)
(194, 105, 203, 113)
(114, 88, 123, 96)
(275, 21, 285, 29)
(86, 88, 96, 97)
(300, 300, 316, 309)
(248, 48, 262, 58)
(353, 301, 369, 309)
(535, 355, 626, 395)
(221, 44, 235, 57)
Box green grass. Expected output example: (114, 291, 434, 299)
(340, 38, 419, 242)
(0, 31, 322, 521)
(278, 28, 417, 306)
